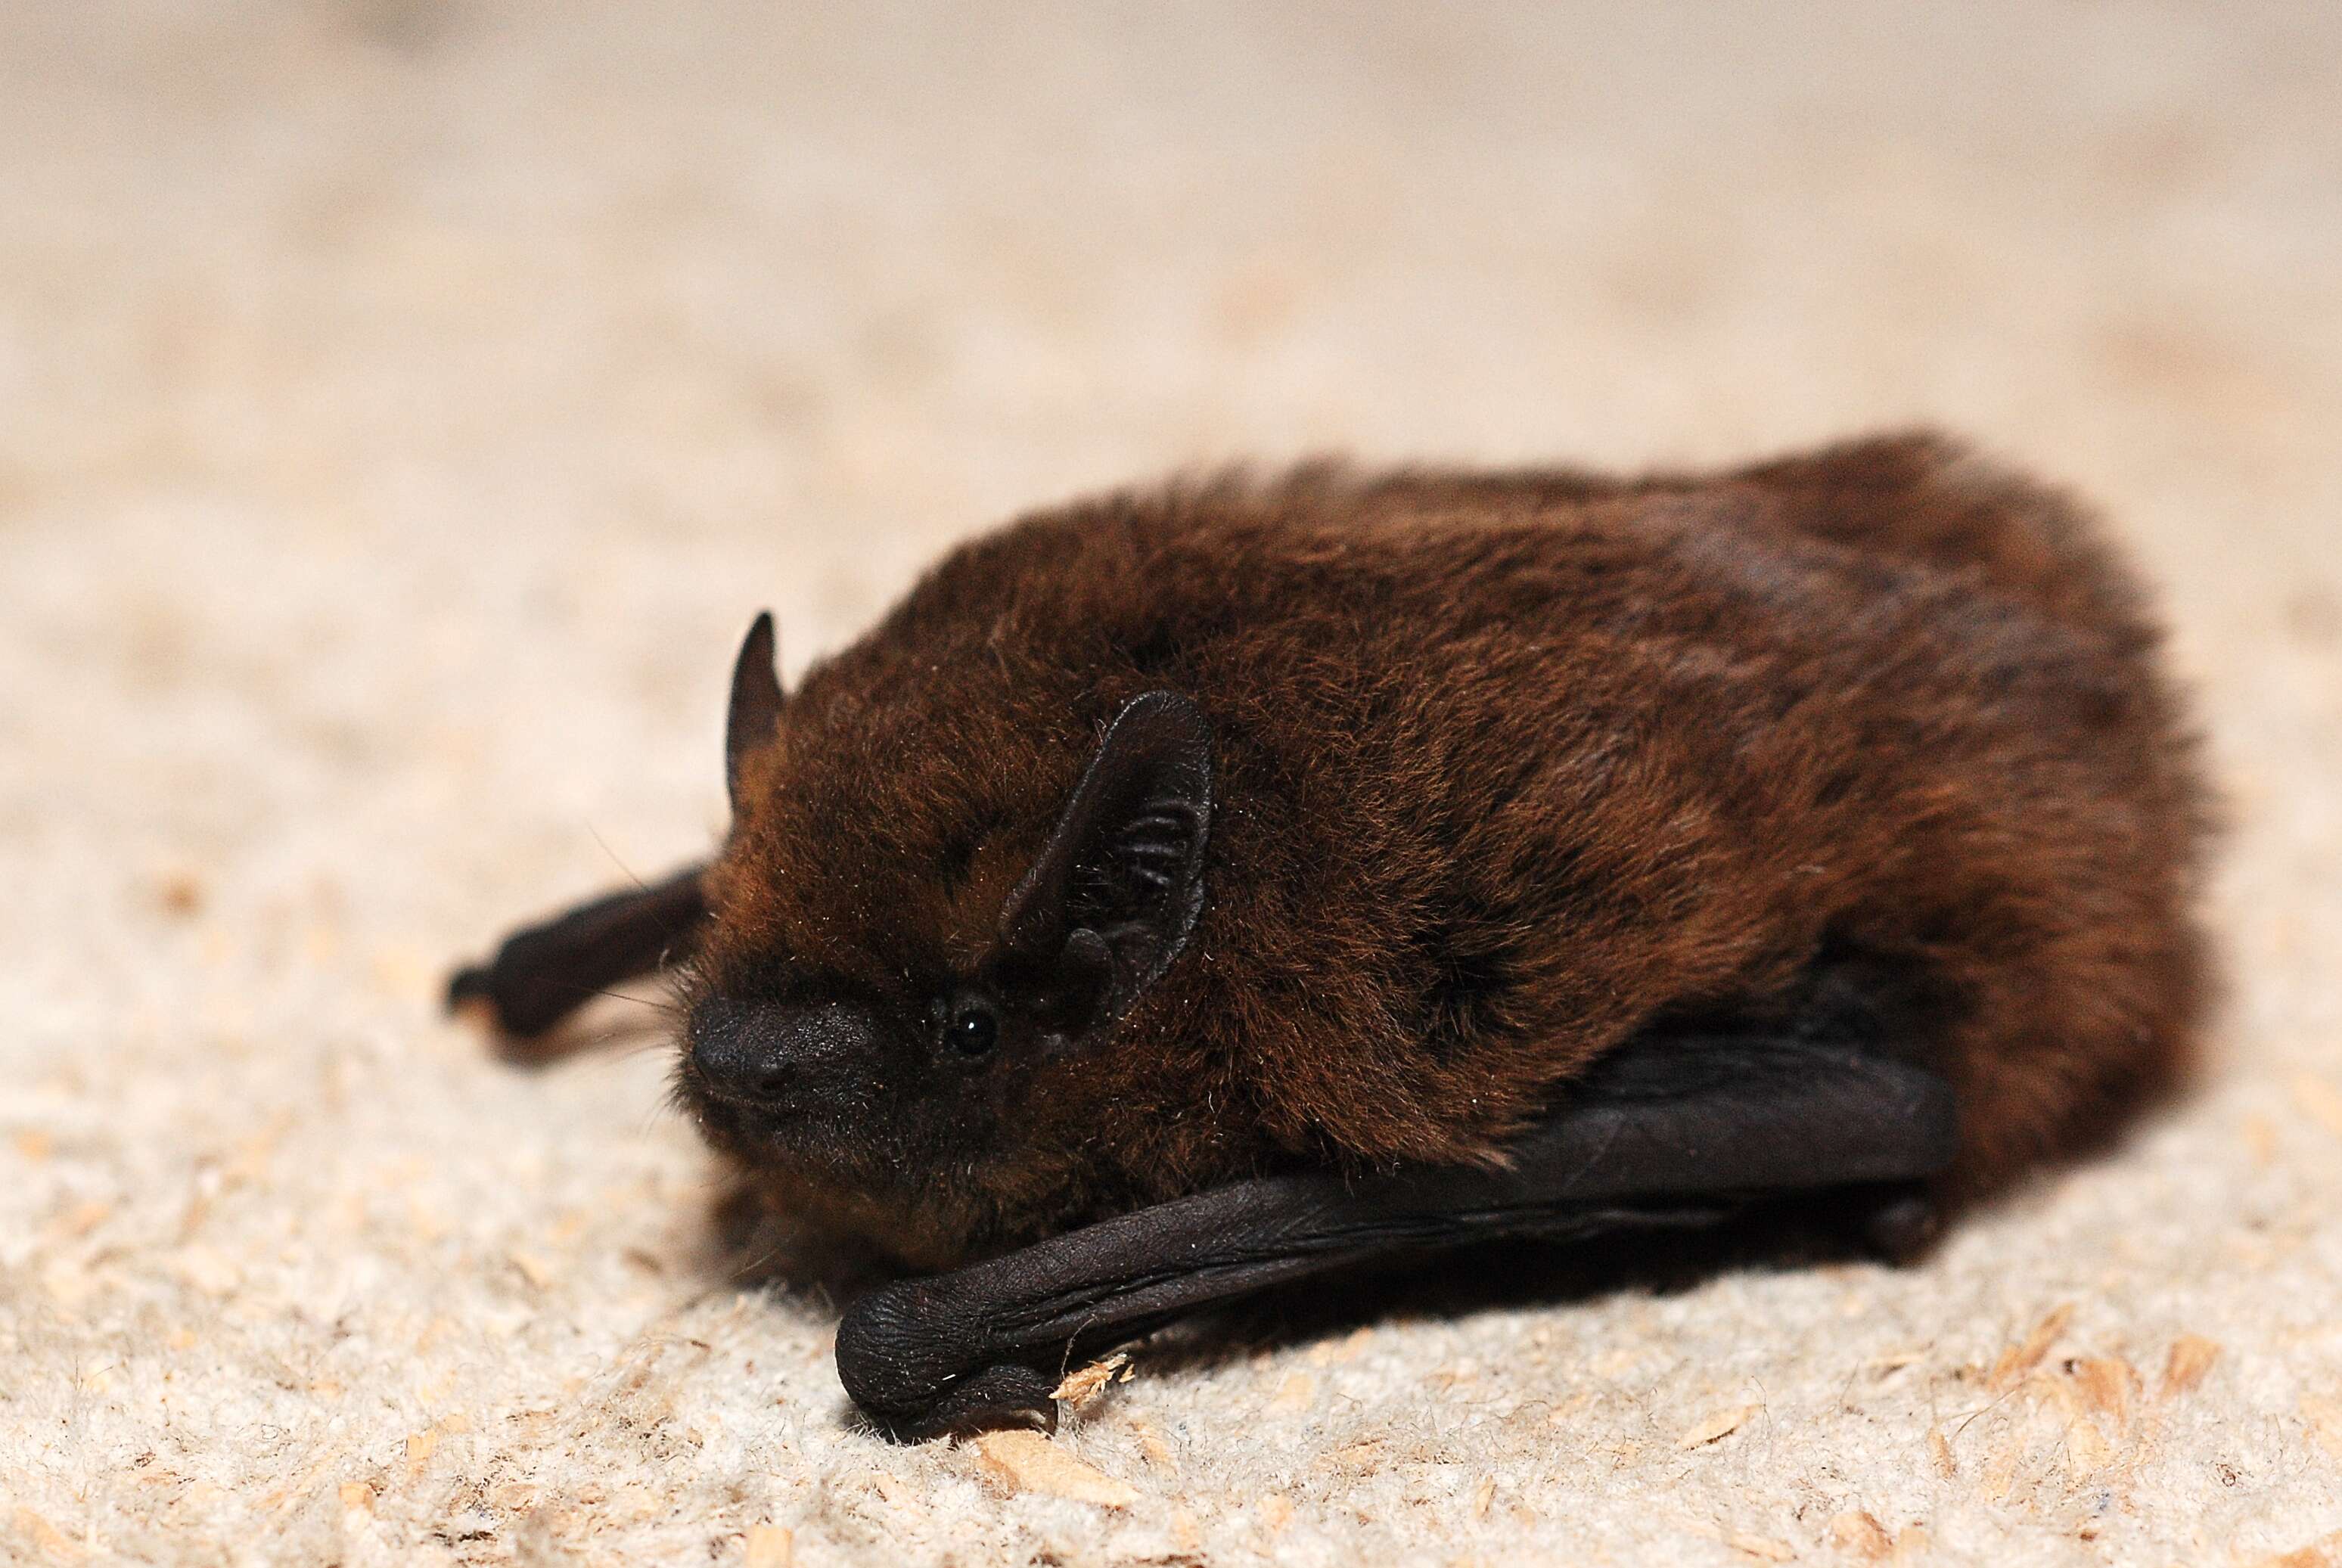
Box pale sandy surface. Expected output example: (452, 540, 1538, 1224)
(4, 4, 2340, 1564)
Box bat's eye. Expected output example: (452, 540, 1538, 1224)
(949, 1002, 999, 1059)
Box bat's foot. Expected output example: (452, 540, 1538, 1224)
(1851, 1185, 1942, 1265)
(446, 867, 710, 1055)
(854, 1362, 1061, 1442)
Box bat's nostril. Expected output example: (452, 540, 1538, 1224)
(742, 1059, 797, 1102)
(688, 1001, 784, 1106)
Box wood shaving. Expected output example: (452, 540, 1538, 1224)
(1131, 1422, 1179, 1476)
(2068, 1356, 2139, 1426)
(1981, 1440, 2021, 1504)
(13, 1511, 81, 1562)
(1927, 1427, 1955, 1478)
(1256, 1494, 1294, 1533)
(744, 1523, 794, 1566)
(2294, 1073, 2342, 1138)
(1729, 1533, 1795, 1561)
(1318, 1439, 1387, 1475)
(173, 1245, 241, 1298)
(2301, 1393, 2342, 1464)
(971, 1430, 1138, 1507)
(1989, 1303, 2074, 1390)
(2162, 1334, 2220, 1396)
(1891, 1525, 1934, 1564)
(155, 870, 205, 918)
(1826, 1511, 1893, 1560)
(2065, 1414, 2113, 1473)
(1545, 1391, 1598, 1426)
(1269, 1372, 1318, 1414)
(2247, 1532, 2342, 1568)
(1677, 1404, 1756, 1450)
(1050, 1353, 1129, 1406)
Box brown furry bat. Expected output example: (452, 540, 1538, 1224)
(451, 431, 2210, 1437)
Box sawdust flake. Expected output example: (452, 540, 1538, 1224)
(2065, 1414, 2114, 1473)
(2162, 1334, 2220, 1396)
(2067, 1355, 2139, 1425)
(1319, 1439, 1387, 1475)
(1926, 1427, 1955, 1478)
(2303, 1393, 2342, 1464)
(15, 1510, 82, 1561)
(1729, 1534, 1795, 1561)
(155, 870, 206, 918)
(1308, 1324, 1377, 1366)
(744, 1523, 794, 1566)
(1132, 1422, 1179, 1476)
(1989, 1303, 2074, 1390)
(972, 1430, 1138, 1507)
(1269, 1372, 1318, 1414)
(2294, 1073, 2342, 1138)
(1826, 1511, 1893, 1560)
(1980, 1438, 2021, 1504)
(174, 1244, 242, 1297)
(1169, 1508, 1201, 1553)
(1891, 1525, 1934, 1564)
(1051, 1352, 1128, 1407)
(2246, 1532, 2342, 1568)
(1678, 1404, 1756, 1450)
(1257, 1494, 1294, 1533)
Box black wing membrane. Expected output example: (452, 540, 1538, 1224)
(837, 1032, 1957, 1438)
(446, 865, 710, 1043)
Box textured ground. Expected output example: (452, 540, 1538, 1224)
(5, 3, 2341, 1564)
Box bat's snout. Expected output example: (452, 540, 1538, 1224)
(686, 996, 881, 1112)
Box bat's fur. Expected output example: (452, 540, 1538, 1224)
(682, 432, 2212, 1269)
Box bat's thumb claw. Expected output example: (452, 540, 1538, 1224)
(837, 1284, 1061, 1440)
(446, 963, 491, 1012)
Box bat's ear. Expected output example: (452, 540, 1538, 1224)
(725, 611, 784, 815)
(999, 691, 1213, 1031)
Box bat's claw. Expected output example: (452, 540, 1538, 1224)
(860, 1364, 1061, 1443)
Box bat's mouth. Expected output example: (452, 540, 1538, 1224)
(683, 1063, 795, 1113)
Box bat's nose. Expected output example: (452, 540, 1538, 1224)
(688, 997, 875, 1110)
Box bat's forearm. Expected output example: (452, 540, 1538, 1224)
(836, 1039, 1956, 1439)
(448, 864, 710, 1041)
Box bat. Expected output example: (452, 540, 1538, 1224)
(449, 432, 2211, 1438)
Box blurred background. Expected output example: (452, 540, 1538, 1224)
(5, 4, 2339, 1563)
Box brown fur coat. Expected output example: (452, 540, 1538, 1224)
(697, 432, 2210, 1263)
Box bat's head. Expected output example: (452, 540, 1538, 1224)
(673, 613, 1219, 1266)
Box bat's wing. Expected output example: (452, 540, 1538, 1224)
(836, 1032, 1957, 1438)
(446, 865, 709, 1045)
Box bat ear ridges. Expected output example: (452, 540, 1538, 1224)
(998, 690, 1213, 1031)
(725, 610, 784, 815)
